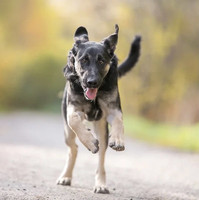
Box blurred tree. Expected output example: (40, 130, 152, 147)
(0, 0, 198, 124)
(16, 53, 64, 108)
(118, 0, 199, 124)
(0, 0, 65, 109)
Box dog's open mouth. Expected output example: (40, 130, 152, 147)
(85, 88, 98, 101)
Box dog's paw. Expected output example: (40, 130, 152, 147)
(88, 138, 99, 154)
(56, 177, 71, 186)
(109, 136, 125, 151)
(94, 186, 109, 194)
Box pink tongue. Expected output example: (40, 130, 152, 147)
(86, 88, 98, 100)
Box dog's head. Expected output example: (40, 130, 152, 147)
(65, 25, 119, 101)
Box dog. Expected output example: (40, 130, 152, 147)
(57, 25, 141, 194)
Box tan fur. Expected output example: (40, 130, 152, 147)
(67, 104, 99, 153)
(93, 118, 108, 193)
(56, 124, 77, 185)
(57, 25, 141, 194)
(108, 110, 125, 150)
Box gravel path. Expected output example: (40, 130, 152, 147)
(0, 112, 199, 200)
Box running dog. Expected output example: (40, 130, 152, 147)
(57, 25, 141, 194)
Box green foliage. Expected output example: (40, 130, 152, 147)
(0, 0, 199, 124)
(0, 0, 66, 110)
(117, 0, 199, 124)
(16, 53, 65, 108)
(124, 115, 199, 152)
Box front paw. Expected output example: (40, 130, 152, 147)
(109, 136, 125, 151)
(56, 177, 71, 186)
(81, 129, 99, 154)
(94, 185, 109, 194)
(88, 138, 99, 154)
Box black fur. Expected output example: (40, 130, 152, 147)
(118, 35, 141, 77)
(62, 26, 141, 121)
(57, 25, 141, 193)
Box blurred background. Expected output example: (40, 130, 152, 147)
(0, 0, 199, 151)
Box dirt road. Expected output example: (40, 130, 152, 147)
(0, 112, 199, 200)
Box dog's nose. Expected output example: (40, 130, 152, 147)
(87, 78, 98, 88)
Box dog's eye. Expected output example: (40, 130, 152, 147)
(98, 58, 105, 65)
(81, 57, 89, 64)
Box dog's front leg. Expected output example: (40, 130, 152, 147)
(93, 119, 109, 194)
(57, 124, 77, 186)
(67, 104, 99, 153)
(107, 109, 125, 151)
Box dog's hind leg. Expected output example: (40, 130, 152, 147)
(57, 124, 78, 186)
(93, 119, 109, 194)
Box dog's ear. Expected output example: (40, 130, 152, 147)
(64, 50, 75, 75)
(74, 26, 89, 44)
(102, 24, 119, 57)
(63, 50, 76, 78)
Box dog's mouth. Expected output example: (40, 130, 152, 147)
(84, 88, 98, 101)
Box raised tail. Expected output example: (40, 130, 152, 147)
(118, 35, 141, 78)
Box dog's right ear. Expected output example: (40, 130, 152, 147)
(74, 26, 89, 44)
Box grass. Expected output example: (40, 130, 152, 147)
(124, 115, 199, 152)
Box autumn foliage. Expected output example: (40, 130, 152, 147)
(0, 0, 198, 124)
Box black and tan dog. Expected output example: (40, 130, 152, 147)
(57, 25, 141, 193)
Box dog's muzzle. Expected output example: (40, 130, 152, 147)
(84, 77, 100, 100)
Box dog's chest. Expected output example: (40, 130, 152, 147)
(84, 90, 119, 121)
(84, 100, 103, 121)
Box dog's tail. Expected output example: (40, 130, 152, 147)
(118, 35, 141, 78)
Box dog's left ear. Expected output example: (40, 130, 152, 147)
(74, 26, 89, 44)
(102, 24, 119, 57)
